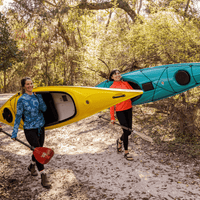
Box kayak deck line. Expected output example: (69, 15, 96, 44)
(96, 63, 200, 105)
(0, 86, 143, 130)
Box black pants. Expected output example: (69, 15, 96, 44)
(116, 108, 132, 151)
(24, 127, 45, 172)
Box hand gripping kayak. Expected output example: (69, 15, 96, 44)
(0, 126, 54, 164)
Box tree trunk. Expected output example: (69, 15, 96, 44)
(70, 60, 75, 86)
(3, 67, 6, 93)
(45, 56, 48, 86)
(63, 63, 67, 85)
(137, 0, 142, 15)
(184, 0, 190, 17)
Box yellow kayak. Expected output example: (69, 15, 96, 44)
(0, 86, 143, 130)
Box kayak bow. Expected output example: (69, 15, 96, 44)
(0, 86, 143, 130)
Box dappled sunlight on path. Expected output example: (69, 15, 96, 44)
(0, 94, 200, 199)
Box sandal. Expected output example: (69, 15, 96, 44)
(124, 153, 134, 161)
(116, 139, 122, 153)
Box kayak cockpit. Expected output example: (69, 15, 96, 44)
(127, 81, 143, 102)
(37, 92, 76, 127)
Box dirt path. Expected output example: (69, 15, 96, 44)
(0, 94, 200, 199)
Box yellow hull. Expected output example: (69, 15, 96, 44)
(0, 86, 143, 130)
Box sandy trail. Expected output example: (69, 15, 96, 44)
(0, 93, 200, 200)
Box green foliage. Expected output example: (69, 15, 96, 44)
(0, 12, 22, 70)
(1, 0, 200, 85)
(4, 0, 200, 87)
(126, 11, 200, 66)
(0, 12, 23, 92)
(133, 88, 200, 158)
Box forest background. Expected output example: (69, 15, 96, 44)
(1, 0, 200, 158)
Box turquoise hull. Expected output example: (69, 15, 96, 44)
(96, 63, 200, 105)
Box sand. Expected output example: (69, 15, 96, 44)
(0, 93, 200, 200)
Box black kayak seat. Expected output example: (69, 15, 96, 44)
(39, 93, 59, 126)
(127, 81, 142, 102)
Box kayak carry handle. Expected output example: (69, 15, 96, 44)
(112, 94, 125, 99)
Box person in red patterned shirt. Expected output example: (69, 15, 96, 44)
(109, 69, 134, 161)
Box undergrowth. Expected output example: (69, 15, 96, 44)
(132, 90, 200, 159)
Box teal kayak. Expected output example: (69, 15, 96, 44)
(96, 63, 200, 105)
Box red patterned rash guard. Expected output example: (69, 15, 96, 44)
(110, 81, 133, 121)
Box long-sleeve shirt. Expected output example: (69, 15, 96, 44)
(11, 93, 47, 138)
(110, 81, 133, 121)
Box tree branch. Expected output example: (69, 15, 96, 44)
(98, 58, 110, 72)
(43, 0, 58, 7)
(57, 21, 70, 46)
(76, 0, 139, 22)
(105, 10, 112, 33)
(14, 0, 140, 23)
